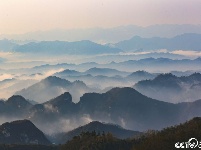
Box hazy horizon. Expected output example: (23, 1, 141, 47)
(1, 0, 201, 35)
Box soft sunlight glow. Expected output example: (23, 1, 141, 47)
(0, 0, 201, 34)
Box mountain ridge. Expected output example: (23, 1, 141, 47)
(115, 33, 201, 51)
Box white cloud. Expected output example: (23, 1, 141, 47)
(171, 50, 201, 57)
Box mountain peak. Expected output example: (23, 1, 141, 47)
(154, 73, 177, 81)
(72, 80, 87, 87)
(106, 87, 140, 95)
(45, 92, 73, 105)
(189, 72, 201, 78)
(42, 76, 71, 86)
(2, 119, 33, 127)
(58, 120, 140, 143)
(6, 95, 32, 108)
(0, 119, 51, 145)
(129, 70, 151, 76)
(58, 69, 79, 75)
(43, 76, 65, 81)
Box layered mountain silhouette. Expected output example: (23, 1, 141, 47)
(0, 120, 51, 145)
(0, 39, 18, 51)
(76, 87, 201, 130)
(15, 76, 94, 103)
(108, 57, 201, 72)
(54, 69, 81, 77)
(126, 70, 157, 82)
(56, 121, 141, 144)
(54, 69, 156, 89)
(0, 78, 38, 100)
(115, 33, 201, 51)
(134, 73, 201, 103)
(1, 87, 201, 134)
(55, 73, 128, 89)
(13, 40, 122, 55)
(27, 87, 201, 132)
(84, 67, 129, 77)
(55, 67, 130, 77)
(11, 57, 201, 75)
(3, 24, 201, 43)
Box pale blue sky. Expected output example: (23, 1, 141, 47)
(0, 0, 201, 34)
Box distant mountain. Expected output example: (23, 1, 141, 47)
(15, 76, 93, 103)
(0, 39, 18, 51)
(13, 40, 122, 55)
(0, 78, 38, 100)
(84, 67, 130, 77)
(12, 57, 201, 75)
(109, 57, 201, 72)
(57, 121, 141, 144)
(126, 70, 157, 82)
(134, 73, 201, 103)
(55, 68, 156, 89)
(90, 51, 189, 64)
(55, 73, 128, 89)
(115, 33, 201, 51)
(54, 69, 81, 77)
(2, 24, 201, 43)
(0, 120, 51, 145)
(170, 70, 197, 77)
(54, 68, 132, 89)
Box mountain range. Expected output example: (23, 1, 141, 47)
(126, 70, 157, 81)
(15, 76, 95, 103)
(13, 40, 121, 55)
(1, 33, 201, 57)
(2, 24, 201, 43)
(109, 57, 201, 72)
(0, 39, 18, 51)
(115, 33, 201, 51)
(14, 70, 156, 104)
(0, 78, 38, 100)
(39, 57, 201, 73)
(15, 88, 201, 131)
(2, 57, 201, 75)
(3, 33, 201, 55)
(54, 67, 130, 77)
(1, 87, 201, 136)
(134, 73, 201, 103)
(54, 68, 147, 89)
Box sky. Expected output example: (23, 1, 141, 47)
(0, 0, 201, 34)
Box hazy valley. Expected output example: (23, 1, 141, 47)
(0, 24, 201, 149)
